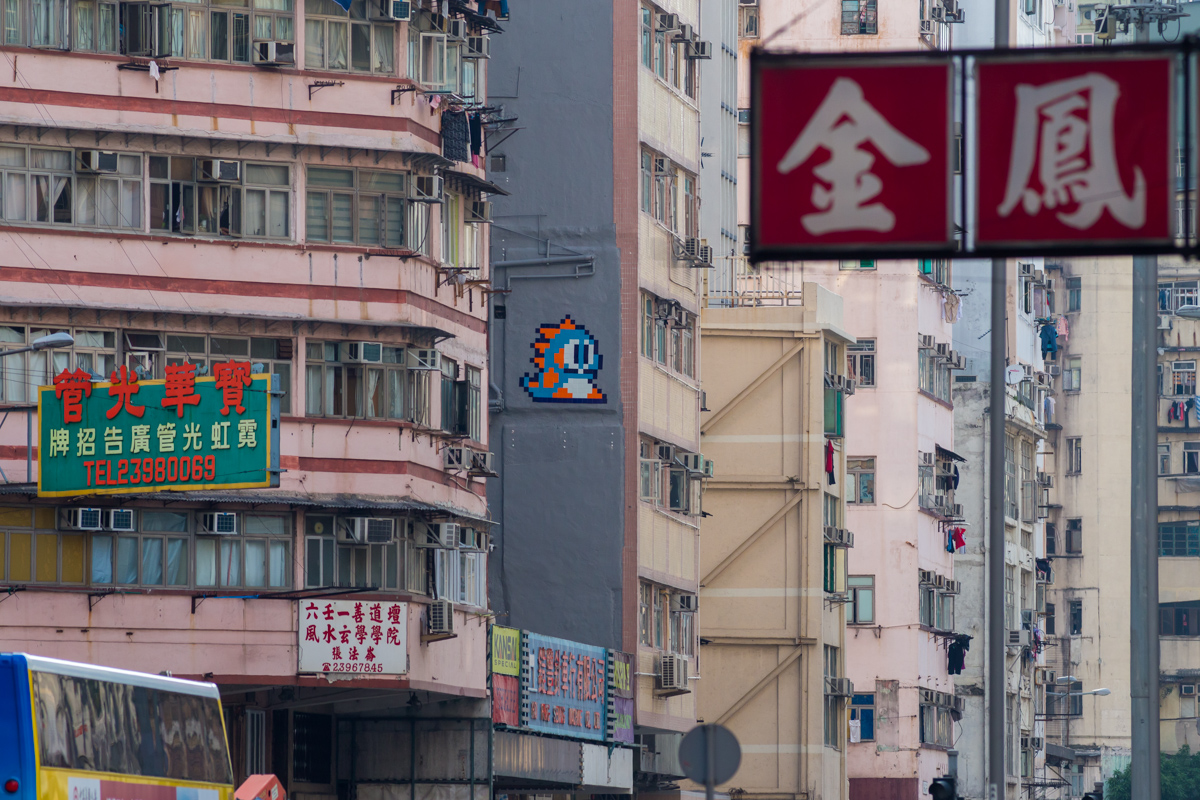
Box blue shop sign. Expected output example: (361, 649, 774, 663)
(524, 632, 607, 741)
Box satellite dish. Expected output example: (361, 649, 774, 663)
(1005, 365, 1025, 385)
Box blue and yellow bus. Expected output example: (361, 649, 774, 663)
(0, 653, 234, 800)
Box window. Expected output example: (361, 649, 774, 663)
(1060, 355, 1082, 392)
(847, 340, 875, 387)
(304, 0, 391, 72)
(305, 167, 406, 248)
(641, 294, 655, 358)
(1069, 599, 1082, 635)
(640, 6, 652, 68)
(1159, 522, 1200, 557)
(653, 15, 666, 79)
(440, 357, 458, 432)
(738, 4, 758, 38)
(1066, 437, 1082, 474)
(847, 458, 874, 504)
(847, 575, 875, 624)
(918, 348, 952, 403)
(1185, 443, 1200, 475)
(433, 547, 486, 607)
(824, 646, 841, 748)
(654, 584, 666, 648)
(164, 334, 293, 414)
(638, 582, 654, 645)
(465, 366, 482, 442)
(441, 191, 461, 266)
(1004, 433, 1018, 520)
(1161, 443, 1172, 475)
(192, 514, 288, 589)
(304, 341, 429, 424)
(0, 326, 117, 404)
(841, 0, 876, 33)
(1020, 439, 1035, 523)
(668, 311, 696, 379)
(1064, 275, 1081, 311)
(118, 0, 287, 61)
(1021, 274, 1033, 315)
(682, 175, 696, 237)
(919, 698, 955, 746)
(937, 591, 955, 631)
(1174, 361, 1198, 396)
(640, 151, 653, 214)
(1045, 602, 1056, 635)
(919, 258, 950, 286)
(823, 542, 845, 594)
(292, 713, 332, 784)
(1160, 603, 1200, 636)
(0, 146, 141, 230)
(1065, 518, 1082, 554)
(0, 507, 83, 584)
(839, 259, 876, 270)
(737, 108, 750, 157)
(304, 514, 428, 594)
(1004, 566, 1015, 631)
(1067, 680, 1084, 716)
(150, 157, 288, 239)
(669, 596, 695, 656)
(850, 694, 874, 741)
(1046, 521, 1057, 555)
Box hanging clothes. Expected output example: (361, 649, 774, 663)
(1039, 323, 1058, 357)
(1056, 314, 1069, 344)
(943, 293, 961, 324)
(469, 113, 483, 156)
(952, 527, 967, 551)
(825, 440, 836, 486)
(947, 635, 972, 675)
(952, 464, 960, 490)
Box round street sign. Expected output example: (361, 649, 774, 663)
(678, 724, 741, 785)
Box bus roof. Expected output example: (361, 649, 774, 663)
(8, 654, 221, 699)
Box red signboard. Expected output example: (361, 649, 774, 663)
(752, 55, 954, 260)
(976, 55, 1174, 250)
(492, 673, 520, 727)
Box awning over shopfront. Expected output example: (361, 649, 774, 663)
(494, 731, 633, 793)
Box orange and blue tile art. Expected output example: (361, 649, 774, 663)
(521, 317, 606, 404)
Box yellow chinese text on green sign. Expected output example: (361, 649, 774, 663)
(38, 368, 278, 497)
(491, 625, 521, 676)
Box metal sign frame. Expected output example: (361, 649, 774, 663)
(749, 42, 1195, 263)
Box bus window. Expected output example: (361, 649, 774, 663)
(31, 670, 231, 785)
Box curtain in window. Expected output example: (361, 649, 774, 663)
(254, 12, 271, 39)
(6, 173, 24, 220)
(120, 179, 141, 227)
(142, 537, 163, 585)
(76, 177, 96, 225)
(168, 7, 184, 55)
(269, 541, 287, 587)
(91, 534, 113, 583)
(305, 364, 323, 414)
(76, 0, 94, 48)
(195, 538, 216, 586)
(365, 367, 382, 418)
(358, 195, 380, 245)
(116, 536, 138, 584)
(350, 22, 369, 71)
(244, 540, 266, 586)
(188, 8, 205, 57)
(219, 539, 241, 586)
(331, 193, 353, 242)
(166, 538, 187, 585)
(268, 191, 287, 237)
(244, 188, 266, 236)
(98, 2, 115, 50)
(328, 20, 347, 69)
(31, 0, 50, 45)
(4, 0, 18, 43)
(373, 24, 392, 73)
(97, 178, 120, 227)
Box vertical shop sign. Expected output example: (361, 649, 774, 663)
(609, 650, 634, 744)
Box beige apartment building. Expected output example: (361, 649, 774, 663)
(694, 282, 853, 800)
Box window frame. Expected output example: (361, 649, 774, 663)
(847, 457, 875, 505)
(304, 340, 427, 424)
(847, 575, 875, 624)
(305, 165, 407, 249)
(841, 0, 877, 34)
(847, 340, 875, 387)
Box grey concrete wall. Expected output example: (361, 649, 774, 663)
(699, 0, 737, 258)
(485, 1, 626, 651)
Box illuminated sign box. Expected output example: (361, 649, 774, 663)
(37, 367, 279, 497)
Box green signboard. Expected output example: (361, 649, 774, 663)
(37, 366, 278, 497)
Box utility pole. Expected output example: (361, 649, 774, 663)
(988, 0, 1009, 798)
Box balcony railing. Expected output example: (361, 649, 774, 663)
(707, 256, 803, 308)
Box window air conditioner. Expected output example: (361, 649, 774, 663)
(658, 654, 690, 693)
(930, 4, 945, 20)
(919, 334, 935, 350)
(1021, 736, 1030, 751)
(825, 677, 854, 696)
(656, 444, 676, 462)
(199, 159, 241, 183)
(76, 150, 120, 174)
(681, 237, 703, 260)
(702, 458, 716, 478)
(686, 40, 712, 59)
(696, 244, 713, 268)
(105, 508, 136, 532)
(951, 695, 965, 714)
(418, 10, 446, 32)
(419, 522, 459, 548)
(467, 200, 492, 224)
(680, 453, 704, 473)
(457, 526, 482, 550)
(1035, 668, 1055, 685)
(445, 18, 467, 39)
(1182, 683, 1198, 697)
(935, 342, 951, 358)
(1160, 315, 1173, 330)
(339, 517, 396, 545)
(671, 594, 698, 612)
(408, 348, 441, 370)
(1030, 736, 1044, 750)
(1007, 629, 1031, 648)
(444, 446, 468, 471)
(920, 688, 936, 705)
(345, 342, 383, 363)
(920, 19, 932, 34)
(252, 40, 295, 66)
(1044, 278, 1055, 291)
(382, 0, 411, 20)
(200, 512, 238, 534)
(468, 450, 494, 474)
(919, 451, 934, 465)
(1038, 471, 1053, 487)
(657, 12, 681, 31)
(428, 598, 454, 635)
(464, 35, 490, 58)
(410, 175, 444, 203)
(824, 527, 854, 548)
(943, 579, 961, 595)
(1019, 263, 1034, 277)
(61, 507, 104, 531)
(739, 0, 758, 5)
(1047, 365, 1061, 377)
(934, 574, 946, 589)
(947, 503, 964, 518)
(919, 568, 934, 585)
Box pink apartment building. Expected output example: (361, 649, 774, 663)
(0, 2, 502, 796)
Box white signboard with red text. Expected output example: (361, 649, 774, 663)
(298, 599, 408, 675)
(750, 48, 1184, 261)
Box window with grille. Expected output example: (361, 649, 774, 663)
(841, 0, 876, 34)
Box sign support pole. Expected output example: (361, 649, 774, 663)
(1130, 16, 1161, 800)
(988, 5, 1009, 800)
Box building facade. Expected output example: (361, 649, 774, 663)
(0, 1, 502, 794)
(486, 0, 708, 791)
(694, 283, 853, 800)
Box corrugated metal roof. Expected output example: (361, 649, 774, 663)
(0, 485, 492, 525)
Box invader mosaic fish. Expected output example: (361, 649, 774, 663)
(521, 317, 606, 403)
